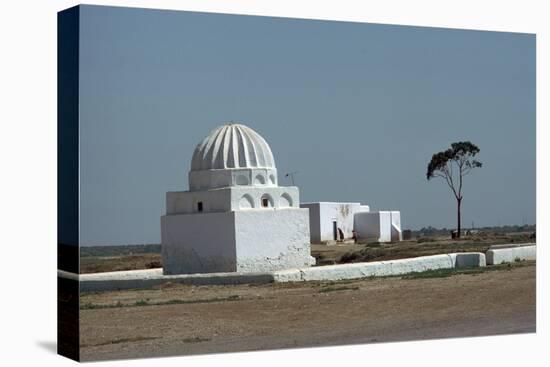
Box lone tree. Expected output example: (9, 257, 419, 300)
(426, 141, 482, 238)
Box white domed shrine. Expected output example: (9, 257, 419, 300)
(189, 124, 278, 190)
(161, 123, 315, 275)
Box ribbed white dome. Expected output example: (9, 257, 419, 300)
(191, 123, 276, 171)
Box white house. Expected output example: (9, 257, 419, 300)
(161, 123, 315, 275)
(300, 202, 370, 243)
(300, 202, 402, 244)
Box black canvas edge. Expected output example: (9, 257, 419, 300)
(57, 5, 80, 362)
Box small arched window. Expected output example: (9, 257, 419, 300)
(260, 194, 274, 208)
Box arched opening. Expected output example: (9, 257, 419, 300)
(239, 194, 254, 209)
(254, 174, 266, 185)
(260, 194, 274, 208)
(279, 193, 293, 208)
(269, 174, 276, 185)
(239, 194, 255, 209)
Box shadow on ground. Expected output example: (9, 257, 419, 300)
(36, 340, 57, 354)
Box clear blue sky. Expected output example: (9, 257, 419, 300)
(78, 5, 535, 245)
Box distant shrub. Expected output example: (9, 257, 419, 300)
(339, 248, 387, 263)
(146, 261, 162, 269)
(417, 237, 435, 243)
(339, 252, 361, 263)
(80, 244, 161, 257)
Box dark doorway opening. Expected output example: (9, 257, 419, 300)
(197, 201, 203, 212)
(262, 198, 269, 207)
(333, 221, 338, 241)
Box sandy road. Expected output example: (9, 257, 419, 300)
(80, 263, 535, 361)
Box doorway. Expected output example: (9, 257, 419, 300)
(333, 221, 337, 241)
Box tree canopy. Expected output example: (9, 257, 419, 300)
(426, 141, 482, 238)
(427, 141, 482, 200)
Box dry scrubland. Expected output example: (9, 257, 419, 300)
(79, 261, 536, 361)
(79, 232, 534, 273)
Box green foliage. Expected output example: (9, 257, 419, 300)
(426, 141, 482, 181)
(426, 141, 483, 237)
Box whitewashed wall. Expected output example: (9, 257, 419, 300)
(162, 208, 314, 274)
(234, 209, 315, 272)
(300, 202, 370, 243)
(354, 211, 402, 243)
(167, 186, 300, 214)
(390, 211, 402, 241)
(161, 211, 237, 274)
(354, 211, 380, 241)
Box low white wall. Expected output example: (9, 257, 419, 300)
(453, 252, 486, 268)
(273, 254, 457, 282)
(71, 269, 275, 293)
(65, 251, 488, 292)
(486, 244, 536, 265)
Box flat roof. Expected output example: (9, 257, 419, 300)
(300, 202, 365, 205)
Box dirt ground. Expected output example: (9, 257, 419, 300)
(79, 261, 536, 361)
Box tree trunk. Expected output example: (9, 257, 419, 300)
(457, 197, 462, 238)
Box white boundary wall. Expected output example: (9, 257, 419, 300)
(274, 252, 485, 282)
(486, 244, 536, 265)
(68, 252, 486, 292)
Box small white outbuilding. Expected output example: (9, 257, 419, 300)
(161, 123, 315, 275)
(354, 211, 402, 243)
(299, 202, 370, 243)
(300, 202, 402, 244)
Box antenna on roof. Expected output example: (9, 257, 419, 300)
(285, 171, 298, 186)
